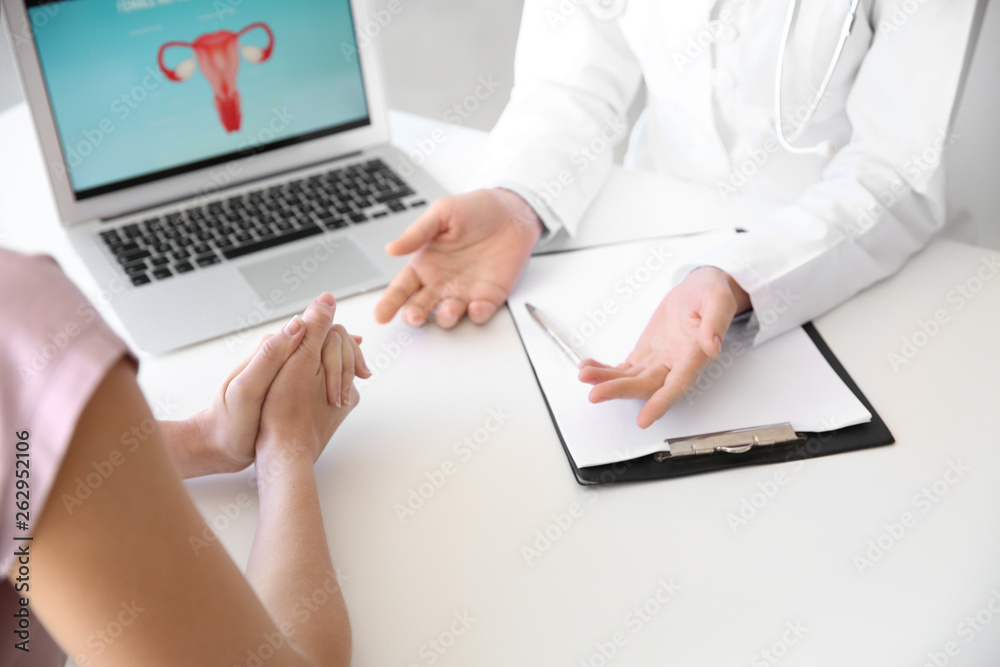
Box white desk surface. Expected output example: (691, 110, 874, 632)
(2, 102, 1000, 666)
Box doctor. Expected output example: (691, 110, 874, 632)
(375, 0, 981, 428)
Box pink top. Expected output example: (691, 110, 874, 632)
(0, 250, 133, 664)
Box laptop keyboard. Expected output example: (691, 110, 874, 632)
(98, 158, 426, 287)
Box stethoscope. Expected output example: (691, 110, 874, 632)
(774, 0, 862, 156)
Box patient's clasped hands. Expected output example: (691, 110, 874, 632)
(177, 293, 369, 476)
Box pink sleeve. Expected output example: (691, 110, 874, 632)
(0, 250, 135, 578)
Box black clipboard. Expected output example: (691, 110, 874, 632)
(511, 315, 894, 486)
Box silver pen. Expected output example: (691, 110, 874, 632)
(525, 303, 583, 367)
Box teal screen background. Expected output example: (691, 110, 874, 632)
(30, 0, 369, 194)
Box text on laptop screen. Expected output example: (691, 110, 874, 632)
(28, 0, 370, 200)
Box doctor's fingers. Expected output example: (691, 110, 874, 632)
(698, 287, 739, 358)
(435, 297, 468, 329)
(434, 297, 506, 329)
(587, 366, 669, 404)
(635, 357, 706, 429)
(578, 364, 643, 385)
(467, 299, 502, 325)
(402, 286, 441, 327)
(578, 359, 633, 371)
(465, 282, 508, 325)
(384, 203, 447, 257)
(375, 265, 422, 324)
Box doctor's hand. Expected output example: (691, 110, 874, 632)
(578, 268, 751, 429)
(374, 188, 543, 328)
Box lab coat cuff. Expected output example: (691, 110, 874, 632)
(488, 181, 567, 249)
(674, 252, 797, 347)
(482, 135, 596, 238)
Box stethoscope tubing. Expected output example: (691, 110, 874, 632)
(774, 0, 862, 155)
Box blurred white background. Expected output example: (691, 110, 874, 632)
(0, 1, 522, 132)
(1, 0, 997, 248)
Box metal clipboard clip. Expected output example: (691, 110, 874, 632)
(654, 423, 805, 461)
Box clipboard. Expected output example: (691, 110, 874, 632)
(511, 317, 895, 485)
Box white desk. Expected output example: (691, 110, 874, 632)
(2, 103, 1000, 666)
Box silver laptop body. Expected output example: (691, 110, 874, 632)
(4, 0, 447, 353)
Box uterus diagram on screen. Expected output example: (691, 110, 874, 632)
(157, 22, 275, 133)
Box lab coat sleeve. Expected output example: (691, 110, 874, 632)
(483, 0, 643, 242)
(686, 1, 982, 344)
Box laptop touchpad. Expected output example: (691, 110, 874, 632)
(238, 238, 383, 302)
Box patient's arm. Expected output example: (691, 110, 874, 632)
(23, 295, 359, 667)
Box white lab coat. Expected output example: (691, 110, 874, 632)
(486, 0, 981, 343)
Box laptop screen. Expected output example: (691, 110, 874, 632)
(27, 0, 370, 200)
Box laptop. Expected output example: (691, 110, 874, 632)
(3, 0, 448, 353)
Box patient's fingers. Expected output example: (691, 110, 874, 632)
(323, 328, 344, 407)
(227, 318, 306, 410)
(348, 332, 371, 379)
(338, 330, 356, 407)
(224, 335, 269, 384)
(299, 293, 337, 357)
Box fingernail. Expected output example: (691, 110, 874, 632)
(713, 334, 723, 352)
(283, 315, 303, 336)
(317, 293, 335, 307)
(342, 388, 353, 406)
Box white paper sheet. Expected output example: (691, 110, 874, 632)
(509, 233, 872, 468)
